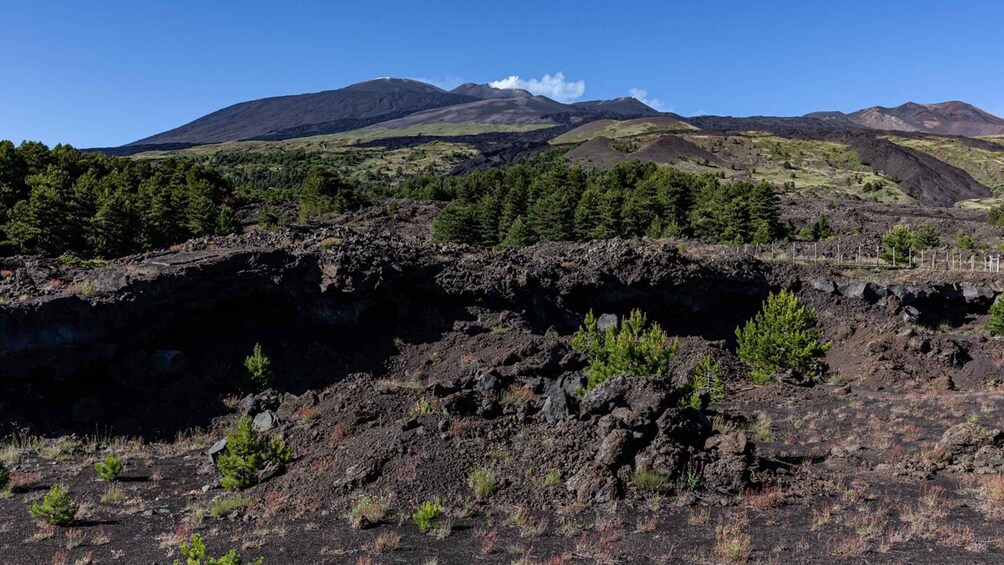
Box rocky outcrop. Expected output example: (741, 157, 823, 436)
(916, 422, 1004, 475)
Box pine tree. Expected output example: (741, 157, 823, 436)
(8, 166, 76, 255)
(528, 188, 572, 242)
(89, 190, 139, 257)
(736, 290, 831, 385)
(431, 201, 478, 244)
(912, 222, 940, 250)
(215, 204, 240, 236)
(988, 299, 1004, 336)
(298, 166, 358, 223)
(498, 215, 534, 248)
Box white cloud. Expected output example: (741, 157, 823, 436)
(489, 72, 586, 103)
(628, 88, 670, 112)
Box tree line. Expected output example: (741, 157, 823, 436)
(0, 140, 238, 257)
(410, 156, 782, 247)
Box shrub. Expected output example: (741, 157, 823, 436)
(736, 290, 830, 385)
(412, 499, 445, 533)
(679, 356, 726, 409)
(571, 309, 679, 390)
(410, 397, 434, 415)
(217, 416, 293, 491)
(543, 469, 562, 487)
(881, 224, 913, 262)
(988, 299, 1004, 336)
(468, 468, 496, 501)
(912, 222, 940, 250)
(883, 223, 941, 262)
(28, 485, 78, 526)
(100, 484, 124, 504)
(209, 495, 253, 519)
(350, 497, 388, 529)
(0, 462, 8, 491)
(94, 454, 124, 482)
(630, 467, 671, 494)
(957, 231, 979, 250)
(243, 343, 272, 391)
(175, 533, 263, 565)
(989, 204, 1004, 227)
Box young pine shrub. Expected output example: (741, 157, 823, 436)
(679, 355, 726, 410)
(217, 416, 293, 491)
(94, 454, 124, 482)
(243, 343, 272, 391)
(571, 309, 679, 391)
(988, 299, 1004, 336)
(28, 485, 79, 526)
(736, 290, 830, 385)
(175, 533, 263, 565)
(412, 499, 445, 533)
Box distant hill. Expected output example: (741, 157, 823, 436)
(807, 102, 1004, 137)
(129, 78, 477, 145)
(565, 135, 720, 169)
(551, 116, 697, 144)
(572, 97, 661, 117)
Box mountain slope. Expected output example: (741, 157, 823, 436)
(450, 82, 533, 99)
(572, 97, 660, 116)
(130, 78, 477, 145)
(551, 116, 697, 144)
(845, 133, 992, 205)
(846, 102, 1004, 137)
(565, 134, 721, 170)
(361, 96, 583, 130)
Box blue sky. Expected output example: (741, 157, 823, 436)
(2, 0, 1002, 147)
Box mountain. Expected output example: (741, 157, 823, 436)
(129, 79, 665, 146)
(129, 78, 477, 145)
(573, 97, 660, 117)
(813, 102, 1004, 137)
(362, 95, 580, 131)
(450, 82, 533, 100)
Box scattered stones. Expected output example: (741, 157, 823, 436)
(962, 283, 995, 304)
(899, 306, 921, 323)
(921, 422, 1004, 473)
(208, 438, 228, 465)
(239, 389, 281, 416)
(811, 279, 838, 294)
(566, 463, 618, 503)
(596, 313, 619, 332)
(472, 370, 501, 394)
(839, 282, 877, 301)
(596, 429, 632, 467)
(542, 382, 571, 424)
(252, 410, 278, 432)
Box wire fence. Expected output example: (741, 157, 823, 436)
(710, 241, 1004, 273)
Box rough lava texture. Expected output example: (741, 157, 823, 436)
(5, 219, 1004, 562)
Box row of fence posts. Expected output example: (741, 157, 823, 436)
(726, 242, 1003, 273)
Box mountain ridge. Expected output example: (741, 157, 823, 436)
(126, 76, 1003, 149)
